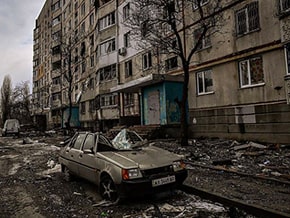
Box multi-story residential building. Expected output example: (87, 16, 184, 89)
(32, 0, 290, 143)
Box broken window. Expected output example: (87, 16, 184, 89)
(52, 45, 61, 55)
(99, 11, 115, 31)
(123, 3, 130, 20)
(99, 38, 116, 55)
(90, 13, 95, 26)
(197, 70, 213, 95)
(236, 2, 260, 36)
(98, 64, 116, 82)
(165, 56, 178, 71)
(81, 102, 86, 114)
(239, 56, 264, 87)
(100, 93, 118, 107)
(89, 99, 95, 112)
(285, 44, 290, 74)
(124, 93, 134, 106)
(280, 0, 290, 13)
(124, 32, 130, 48)
(125, 60, 133, 77)
(193, 0, 209, 10)
(142, 52, 152, 70)
(141, 20, 149, 38)
(194, 28, 211, 50)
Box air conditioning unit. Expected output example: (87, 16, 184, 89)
(118, 47, 127, 56)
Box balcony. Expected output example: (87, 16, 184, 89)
(52, 99, 61, 108)
(51, 84, 61, 93)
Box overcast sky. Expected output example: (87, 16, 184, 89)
(0, 0, 46, 90)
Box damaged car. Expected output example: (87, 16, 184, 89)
(59, 131, 187, 202)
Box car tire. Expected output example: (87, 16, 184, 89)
(62, 165, 72, 182)
(100, 175, 119, 203)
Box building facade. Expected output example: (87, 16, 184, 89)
(32, 0, 290, 143)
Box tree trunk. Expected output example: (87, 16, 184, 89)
(180, 64, 189, 146)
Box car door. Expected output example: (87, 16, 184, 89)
(78, 133, 98, 183)
(65, 133, 86, 176)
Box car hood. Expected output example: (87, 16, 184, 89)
(101, 145, 181, 169)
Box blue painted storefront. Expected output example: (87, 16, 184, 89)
(142, 81, 183, 125)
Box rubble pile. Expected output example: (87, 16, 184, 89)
(153, 139, 290, 181)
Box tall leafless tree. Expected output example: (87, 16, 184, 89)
(126, 0, 224, 146)
(11, 81, 32, 124)
(1, 75, 12, 124)
(61, 31, 86, 130)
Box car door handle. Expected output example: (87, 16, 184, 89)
(79, 154, 82, 158)
(71, 155, 73, 158)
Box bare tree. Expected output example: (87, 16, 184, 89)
(11, 81, 32, 124)
(126, 0, 223, 146)
(60, 31, 86, 130)
(1, 75, 12, 123)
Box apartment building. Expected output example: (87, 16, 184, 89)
(32, 0, 290, 143)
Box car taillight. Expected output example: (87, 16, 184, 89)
(173, 161, 186, 171)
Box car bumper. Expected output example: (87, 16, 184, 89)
(116, 170, 188, 198)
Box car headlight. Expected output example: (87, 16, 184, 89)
(172, 161, 186, 172)
(122, 168, 142, 180)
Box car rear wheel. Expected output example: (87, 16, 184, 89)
(63, 165, 72, 182)
(100, 175, 119, 203)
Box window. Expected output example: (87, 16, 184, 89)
(123, 3, 130, 20)
(89, 34, 94, 46)
(124, 32, 130, 47)
(90, 13, 94, 26)
(83, 134, 94, 151)
(81, 102, 86, 114)
(239, 56, 264, 87)
(89, 99, 95, 112)
(52, 45, 61, 55)
(124, 93, 134, 106)
(236, 2, 260, 36)
(100, 94, 118, 107)
(143, 52, 152, 70)
(285, 44, 290, 74)
(280, 0, 290, 13)
(194, 28, 211, 50)
(141, 20, 149, 37)
(52, 1, 61, 11)
(197, 70, 213, 95)
(81, 2, 86, 15)
(52, 16, 61, 26)
(165, 56, 178, 71)
(125, 60, 133, 77)
(193, 0, 209, 10)
(90, 55, 95, 67)
(52, 60, 61, 70)
(99, 64, 116, 81)
(99, 38, 116, 55)
(80, 22, 85, 34)
(71, 134, 86, 150)
(99, 12, 115, 31)
(81, 61, 86, 73)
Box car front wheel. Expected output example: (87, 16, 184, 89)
(100, 175, 119, 203)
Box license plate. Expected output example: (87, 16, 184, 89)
(152, 175, 176, 187)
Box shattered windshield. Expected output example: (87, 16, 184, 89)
(111, 129, 146, 150)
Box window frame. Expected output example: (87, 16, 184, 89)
(123, 3, 130, 20)
(99, 11, 116, 31)
(235, 1, 260, 36)
(280, 0, 290, 13)
(125, 60, 133, 77)
(193, 0, 209, 10)
(165, 56, 178, 71)
(238, 56, 264, 88)
(99, 38, 116, 56)
(284, 44, 290, 75)
(196, 69, 214, 95)
(142, 52, 152, 70)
